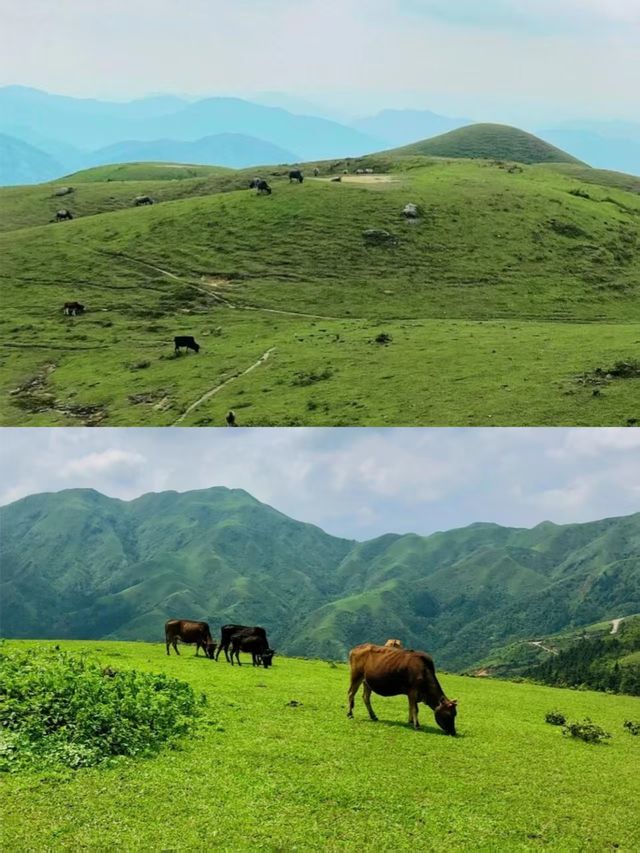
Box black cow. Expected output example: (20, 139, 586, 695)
(230, 630, 275, 668)
(216, 624, 268, 663)
(225, 410, 237, 427)
(249, 178, 272, 195)
(55, 209, 73, 221)
(288, 170, 304, 184)
(134, 195, 154, 206)
(174, 336, 200, 354)
(165, 619, 217, 658)
(63, 301, 85, 316)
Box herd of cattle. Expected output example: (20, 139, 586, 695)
(165, 620, 458, 735)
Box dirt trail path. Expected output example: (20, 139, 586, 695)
(171, 347, 276, 425)
(610, 618, 623, 634)
(528, 640, 559, 655)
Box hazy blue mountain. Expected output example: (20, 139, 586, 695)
(0, 134, 66, 185)
(0, 87, 381, 161)
(352, 109, 469, 146)
(88, 134, 298, 169)
(537, 128, 640, 176)
(1, 487, 637, 670)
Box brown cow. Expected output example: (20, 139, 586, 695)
(347, 643, 457, 734)
(165, 619, 216, 658)
(384, 639, 403, 648)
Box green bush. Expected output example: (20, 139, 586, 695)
(562, 718, 611, 744)
(623, 719, 640, 736)
(545, 710, 566, 726)
(0, 647, 201, 772)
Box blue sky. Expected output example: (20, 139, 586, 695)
(1, 429, 638, 540)
(1, 0, 637, 123)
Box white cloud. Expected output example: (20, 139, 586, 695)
(0, 428, 638, 539)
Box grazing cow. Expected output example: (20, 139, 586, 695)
(364, 168, 374, 175)
(313, 167, 320, 177)
(165, 619, 217, 658)
(225, 410, 237, 427)
(174, 335, 200, 354)
(347, 643, 458, 734)
(355, 168, 365, 175)
(53, 186, 73, 197)
(249, 178, 272, 195)
(330, 176, 342, 183)
(288, 169, 304, 184)
(63, 301, 85, 316)
(134, 195, 154, 206)
(216, 624, 269, 663)
(384, 639, 403, 648)
(55, 209, 73, 221)
(230, 631, 275, 668)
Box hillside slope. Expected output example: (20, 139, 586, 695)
(0, 134, 65, 186)
(1, 155, 640, 427)
(393, 123, 583, 165)
(1, 488, 638, 670)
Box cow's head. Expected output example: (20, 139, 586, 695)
(434, 699, 457, 736)
(193, 342, 201, 353)
(261, 649, 275, 668)
(206, 641, 217, 660)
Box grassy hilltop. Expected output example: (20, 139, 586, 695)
(1, 126, 639, 426)
(1, 639, 639, 851)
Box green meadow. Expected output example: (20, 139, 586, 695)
(1, 640, 639, 851)
(1, 154, 639, 426)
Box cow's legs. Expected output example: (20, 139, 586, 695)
(347, 673, 364, 718)
(362, 682, 378, 722)
(166, 638, 171, 655)
(407, 690, 420, 729)
(172, 639, 180, 655)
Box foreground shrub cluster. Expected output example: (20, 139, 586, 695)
(0, 647, 201, 771)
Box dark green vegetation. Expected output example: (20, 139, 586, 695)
(392, 124, 583, 164)
(474, 615, 640, 695)
(1, 141, 640, 426)
(525, 616, 640, 695)
(561, 718, 612, 744)
(2, 487, 638, 678)
(1, 640, 639, 851)
(0, 645, 199, 771)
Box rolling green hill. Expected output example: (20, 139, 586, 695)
(392, 123, 583, 165)
(2, 640, 638, 850)
(1, 487, 638, 674)
(1, 151, 639, 427)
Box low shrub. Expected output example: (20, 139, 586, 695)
(562, 718, 611, 744)
(545, 710, 566, 726)
(0, 647, 201, 772)
(623, 719, 640, 736)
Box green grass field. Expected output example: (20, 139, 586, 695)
(1, 156, 639, 426)
(1, 640, 639, 851)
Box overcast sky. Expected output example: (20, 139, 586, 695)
(1, 428, 638, 540)
(1, 0, 638, 123)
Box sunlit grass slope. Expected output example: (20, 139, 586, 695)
(1, 158, 639, 426)
(1, 640, 638, 851)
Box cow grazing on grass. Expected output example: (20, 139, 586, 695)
(55, 209, 73, 221)
(384, 639, 403, 648)
(313, 167, 320, 177)
(225, 410, 237, 427)
(347, 643, 457, 734)
(165, 619, 217, 658)
(249, 178, 272, 195)
(134, 195, 154, 206)
(217, 624, 271, 666)
(230, 631, 275, 668)
(63, 301, 85, 316)
(174, 336, 200, 354)
(288, 170, 304, 183)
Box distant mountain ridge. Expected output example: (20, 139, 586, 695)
(1, 487, 637, 669)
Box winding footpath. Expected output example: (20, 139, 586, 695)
(171, 347, 276, 425)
